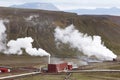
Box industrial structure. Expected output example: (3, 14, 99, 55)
(0, 67, 10, 73)
(0, 58, 119, 80)
(48, 62, 72, 73)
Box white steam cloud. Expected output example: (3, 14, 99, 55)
(25, 15, 39, 21)
(54, 25, 117, 61)
(0, 20, 7, 51)
(6, 37, 50, 56)
(0, 19, 50, 57)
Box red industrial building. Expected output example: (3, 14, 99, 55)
(48, 62, 72, 73)
(0, 67, 10, 73)
(68, 64, 73, 70)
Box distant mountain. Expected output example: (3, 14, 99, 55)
(66, 7, 120, 15)
(10, 2, 59, 11)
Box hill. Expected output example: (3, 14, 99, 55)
(10, 2, 59, 11)
(0, 7, 120, 57)
(66, 7, 120, 16)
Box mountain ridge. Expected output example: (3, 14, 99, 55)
(0, 7, 120, 57)
(66, 7, 120, 15)
(10, 2, 59, 11)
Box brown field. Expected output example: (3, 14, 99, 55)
(0, 55, 120, 80)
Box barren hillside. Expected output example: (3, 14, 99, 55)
(0, 7, 120, 57)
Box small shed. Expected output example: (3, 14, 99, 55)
(0, 68, 10, 73)
(48, 62, 68, 73)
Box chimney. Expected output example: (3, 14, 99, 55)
(48, 56, 50, 64)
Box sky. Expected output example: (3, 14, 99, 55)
(0, 0, 120, 10)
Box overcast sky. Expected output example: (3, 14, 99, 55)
(0, 0, 120, 10)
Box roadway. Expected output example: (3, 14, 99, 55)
(68, 69, 120, 73)
(0, 72, 41, 80)
(0, 69, 120, 80)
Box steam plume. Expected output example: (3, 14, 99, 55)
(0, 19, 50, 58)
(54, 25, 117, 61)
(6, 37, 50, 57)
(0, 20, 7, 52)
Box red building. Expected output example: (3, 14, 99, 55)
(0, 68, 10, 73)
(68, 64, 73, 70)
(48, 62, 72, 73)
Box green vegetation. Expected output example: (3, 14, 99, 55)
(20, 74, 66, 80)
(19, 72, 120, 80)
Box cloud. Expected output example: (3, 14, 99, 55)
(0, 0, 120, 10)
(55, 0, 120, 10)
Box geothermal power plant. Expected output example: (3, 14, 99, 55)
(0, 18, 119, 80)
(0, 7, 120, 80)
(0, 56, 119, 80)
